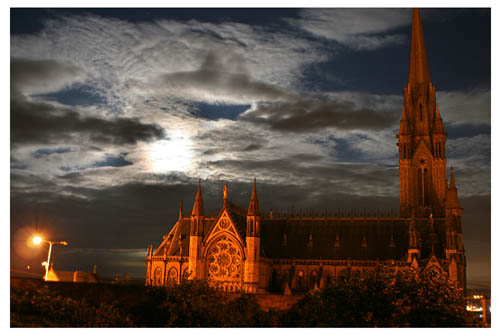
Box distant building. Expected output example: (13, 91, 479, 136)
(45, 264, 101, 283)
(146, 9, 466, 293)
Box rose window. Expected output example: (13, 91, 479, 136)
(206, 238, 242, 280)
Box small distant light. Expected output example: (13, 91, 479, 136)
(33, 236, 43, 245)
(26, 265, 30, 270)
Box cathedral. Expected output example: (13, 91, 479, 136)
(145, 9, 466, 293)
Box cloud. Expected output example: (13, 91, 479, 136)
(11, 94, 165, 146)
(289, 8, 411, 50)
(239, 96, 399, 132)
(11, 14, 326, 114)
(194, 121, 269, 156)
(153, 50, 291, 104)
(437, 89, 490, 125)
(205, 158, 399, 198)
(10, 58, 84, 95)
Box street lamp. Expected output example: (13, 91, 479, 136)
(32, 236, 68, 281)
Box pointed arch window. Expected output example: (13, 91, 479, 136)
(419, 103, 423, 121)
(417, 168, 423, 206)
(424, 168, 430, 206)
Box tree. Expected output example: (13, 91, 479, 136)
(280, 267, 480, 327)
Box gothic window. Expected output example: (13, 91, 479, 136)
(419, 103, 423, 121)
(153, 266, 162, 286)
(310, 270, 318, 289)
(389, 233, 395, 248)
(182, 267, 190, 280)
(167, 267, 178, 285)
(418, 168, 423, 206)
(424, 168, 430, 206)
(206, 237, 242, 282)
(308, 234, 313, 248)
(361, 234, 368, 248)
(281, 232, 287, 247)
(335, 233, 341, 248)
(297, 270, 305, 290)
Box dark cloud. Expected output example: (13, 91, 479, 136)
(11, 58, 82, 94)
(11, 94, 165, 146)
(158, 50, 290, 102)
(195, 126, 269, 156)
(205, 157, 399, 198)
(10, 57, 165, 147)
(240, 98, 399, 132)
(446, 122, 490, 139)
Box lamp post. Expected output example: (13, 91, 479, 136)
(32, 236, 68, 281)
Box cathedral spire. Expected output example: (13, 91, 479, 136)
(247, 178, 260, 216)
(408, 8, 430, 84)
(192, 179, 204, 216)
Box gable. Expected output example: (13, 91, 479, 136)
(425, 255, 444, 273)
(204, 210, 244, 247)
(412, 138, 432, 163)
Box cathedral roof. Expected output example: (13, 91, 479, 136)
(260, 217, 410, 260)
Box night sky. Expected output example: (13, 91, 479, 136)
(10, 8, 490, 288)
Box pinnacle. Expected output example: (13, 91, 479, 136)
(445, 167, 461, 209)
(449, 167, 456, 189)
(247, 178, 260, 216)
(192, 178, 204, 216)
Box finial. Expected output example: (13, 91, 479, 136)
(223, 183, 228, 202)
(192, 179, 204, 216)
(247, 178, 260, 216)
(179, 199, 183, 221)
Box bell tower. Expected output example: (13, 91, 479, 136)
(398, 8, 447, 218)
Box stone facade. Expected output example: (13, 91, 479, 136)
(145, 9, 466, 293)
